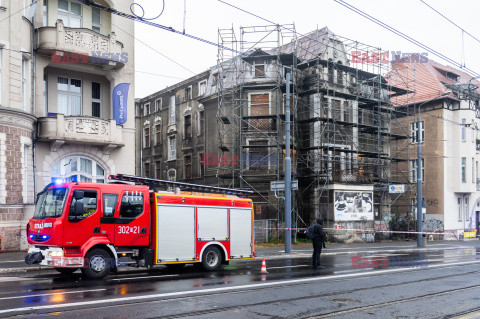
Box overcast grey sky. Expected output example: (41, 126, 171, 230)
(133, 0, 480, 98)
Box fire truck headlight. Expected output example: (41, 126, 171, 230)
(48, 251, 64, 257)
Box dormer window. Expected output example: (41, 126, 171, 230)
(254, 61, 266, 78)
(58, 0, 82, 28)
(435, 67, 459, 82)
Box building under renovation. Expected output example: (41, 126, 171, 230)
(136, 25, 413, 233)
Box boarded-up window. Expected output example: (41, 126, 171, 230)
(254, 61, 266, 78)
(247, 140, 269, 171)
(249, 93, 270, 130)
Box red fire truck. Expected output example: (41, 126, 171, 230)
(25, 175, 254, 279)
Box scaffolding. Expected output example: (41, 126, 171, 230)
(215, 25, 415, 234)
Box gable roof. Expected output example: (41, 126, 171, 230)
(386, 55, 480, 106)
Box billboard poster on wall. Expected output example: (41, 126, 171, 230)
(334, 191, 374, 221)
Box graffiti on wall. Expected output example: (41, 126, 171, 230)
(423, 218, 444, 232)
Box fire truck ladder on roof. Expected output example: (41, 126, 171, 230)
(108, 174, 254, 197)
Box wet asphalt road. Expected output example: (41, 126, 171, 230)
(1, 241, 480, 318)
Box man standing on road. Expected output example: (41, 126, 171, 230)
(312, 217, 326, 269)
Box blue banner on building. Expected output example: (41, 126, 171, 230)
(112, 83, 130, 125)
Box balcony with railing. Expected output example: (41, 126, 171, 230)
(36, 20, 126, 69)
(38, 114, 124, 150)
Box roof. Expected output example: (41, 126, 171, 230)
(386, 55, 480, 106)
(270, 27, 332, 60)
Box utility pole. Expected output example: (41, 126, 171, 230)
(416, 105, 424, 248)
(285, 71, 292, 253)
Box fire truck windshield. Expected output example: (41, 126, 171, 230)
(33, 188, 69, 219)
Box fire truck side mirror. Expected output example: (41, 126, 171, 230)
(73, 202, 84, 216)
(74, 191, 85, 201)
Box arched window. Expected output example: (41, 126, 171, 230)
(52, 156, 106, 183)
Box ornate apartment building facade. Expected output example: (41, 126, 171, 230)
(137, 27, 410, 231)
(0, 0, 135, 250)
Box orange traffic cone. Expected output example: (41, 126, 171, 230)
(261, 258, 268, 273)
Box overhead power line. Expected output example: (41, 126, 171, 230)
(74, 0, 239, 54)
(419, 0, 480, 45)
(333, 0, 480, 78)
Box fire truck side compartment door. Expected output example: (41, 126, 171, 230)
(156, 205, 195, 262)
(197, 208, 228, 241)
(229, 208, 253, 258)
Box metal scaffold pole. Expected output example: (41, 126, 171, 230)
(285, 71, 292, 253)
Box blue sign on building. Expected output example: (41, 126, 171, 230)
(112, 83, 130, 125)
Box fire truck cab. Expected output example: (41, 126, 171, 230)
(25, 175, 254, 279)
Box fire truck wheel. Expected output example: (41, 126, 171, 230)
(82, 248, 112, 279)
(201, 246, 222, 271)
(54, 267, 78, 275)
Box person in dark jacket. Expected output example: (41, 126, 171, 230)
(312, 217, 327, 269)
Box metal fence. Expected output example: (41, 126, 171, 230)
(254, 219, 278, 243)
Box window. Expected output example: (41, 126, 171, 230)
(92, 82, 101, 118)
(197, 110, 204, 136)
(143, 103, 150, 116)
(473, 157, 475, 183)
(253, 61, 266, 78)
(337, 69, 343, 85)
(0, 48, 3, 105)
(249, 93, 270, 130)
(411, 121, 424, 143)
(119, 192, 144, 219)
(155, 123, 161, 145)
(144, 127, 150, 148)
(43, 0, 48, 26)
(247, 139, 271, 170)
(92, 7, 101, 33)
(169, 96, 176, 124)
(462, 119, 466, 141)
(212, 73, 218, 87)
(155, 98, 162, 112)
(465, 197, 469, 221)
(43, 73, 47, 116)
(103, 194, 118, 217)
(22, 59, 27, 111)
(198, 80, 207, 96)
(168, 136, 176, 160)
(186, 86, 192, 100)
(51, 156, 105, 183)
(69, 190, 97, 218)
(328, 64, 334, 83)
(155, 161, 161, 179)
(23, 0, 29, 17)
(410, 159, 424, 182)
(144, 162, 150, 177)
(184, 115, 192, 138)
(167, 169, 176, 181)
(198, 154, 204, 177)
(458, 197, 462, 221)
(58, 77, 82, 115)
(462, 157, 466, 183)
(184, 155, 192, 179)
(58, 0, 82, 28)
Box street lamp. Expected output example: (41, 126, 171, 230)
(415, 91, 452, 248)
